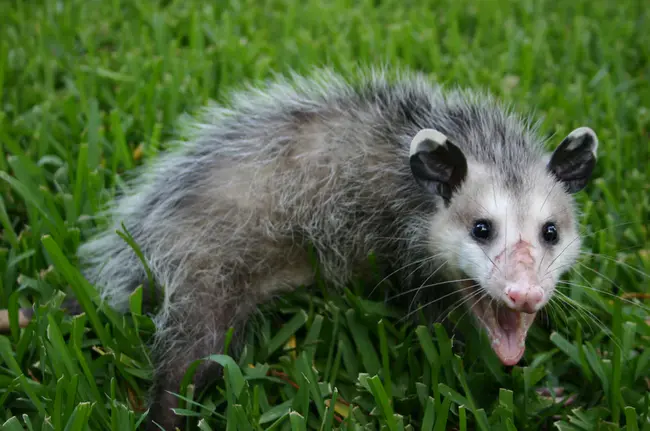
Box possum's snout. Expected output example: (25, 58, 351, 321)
(504, 281, 544, 314)
(499, 240, 546, 314)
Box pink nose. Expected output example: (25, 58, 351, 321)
(505, 285, 544, 313)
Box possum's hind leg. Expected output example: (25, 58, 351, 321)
(145, 260, 315, 431)
(145, 293, 252, 431)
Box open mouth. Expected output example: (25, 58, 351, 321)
(461, 280, 537, 366)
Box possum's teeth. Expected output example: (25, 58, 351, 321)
(492, 308, 524, 365)
(464, 281, 537, 366)
(487, 307, 536, 366)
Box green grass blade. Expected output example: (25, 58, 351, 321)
(64, 402, 94, 431)
(432, 395, 452, 431)
(1, 417, 25, 431)
(289, 411, 307, 431)
(266, 310, 308, 358)
(421, 396, 435, 431)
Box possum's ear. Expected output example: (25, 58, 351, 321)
(547, 127, 598, 193)
(409, 128, 468, 202)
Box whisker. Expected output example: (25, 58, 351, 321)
(451, 290, 491, 334)
(577, 266, 641, 307)
(553, 292, 601, 336)
(548, 295, 589, 335)
(542, 261, 582, 280)
(435, 286, 484, 320)
(583, 244, 645, 255)
(435, 287, 485, 326)
(399, 283, 481, 324)
(385, 277, 475, 302)
(543, 244, 644, 280)
(556, 280, 650, 313)
(373, 237, 428, 242)
(479, 246, 502, 275)
(408, 260, 449, 315)
(573, 261, 625, 296)
(545, 246, 639, 275)
(541, 254, 602, 281)
(401, 284, 478, 320)
(544, 234, 584, 276)
(367, 254, 440, 298)
(578, 220, 640, 234)
(544, 221, 640, 276)
(505, 200, 508, 275)
(538, 247, 549, 274)
(544, 206, 571, 223)
(569, 264, 649, 315)
(579, 251, 650, 280)
(546, 296, 570, 327)
(467, 194, 491, 217)
(554, 290, 622, 349)
(539, 180, 559, 213)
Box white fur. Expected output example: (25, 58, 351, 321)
(429, 158, 581, 311)
(568, 126, 599, 156)
(409, 128, 448, 156)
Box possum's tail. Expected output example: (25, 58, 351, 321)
(76, 218, 150, 312)
(0, 297, 86, 333)
(0, 278, 158, 333)
(0, 208, 157, 333)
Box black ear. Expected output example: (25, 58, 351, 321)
(409, 128, 468, 203)
(547, 127, 598, 194)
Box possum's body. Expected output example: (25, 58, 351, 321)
(74, 68, 598, 430)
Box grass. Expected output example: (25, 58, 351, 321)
(0, 0, 649, 429)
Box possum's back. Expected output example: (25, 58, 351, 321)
(78, 69, 442, 311)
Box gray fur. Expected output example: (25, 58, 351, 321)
(76, 67, 579, 429)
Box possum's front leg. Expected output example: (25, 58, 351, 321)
(145, 260, 315, 431)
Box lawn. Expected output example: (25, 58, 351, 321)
(1, 0, 649, 430)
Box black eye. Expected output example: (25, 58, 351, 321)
(471, 219, 492, 242)
(542, 222, 559, 245)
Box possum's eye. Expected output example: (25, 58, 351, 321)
(541, 222, 559, 245)
(471, 219, 493, 242)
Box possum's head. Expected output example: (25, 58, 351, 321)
(409, 126, 598, 366)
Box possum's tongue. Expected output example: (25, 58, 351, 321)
(491, 307, 530, 366)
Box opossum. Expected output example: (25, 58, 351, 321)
(1, 68, 599, 430)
